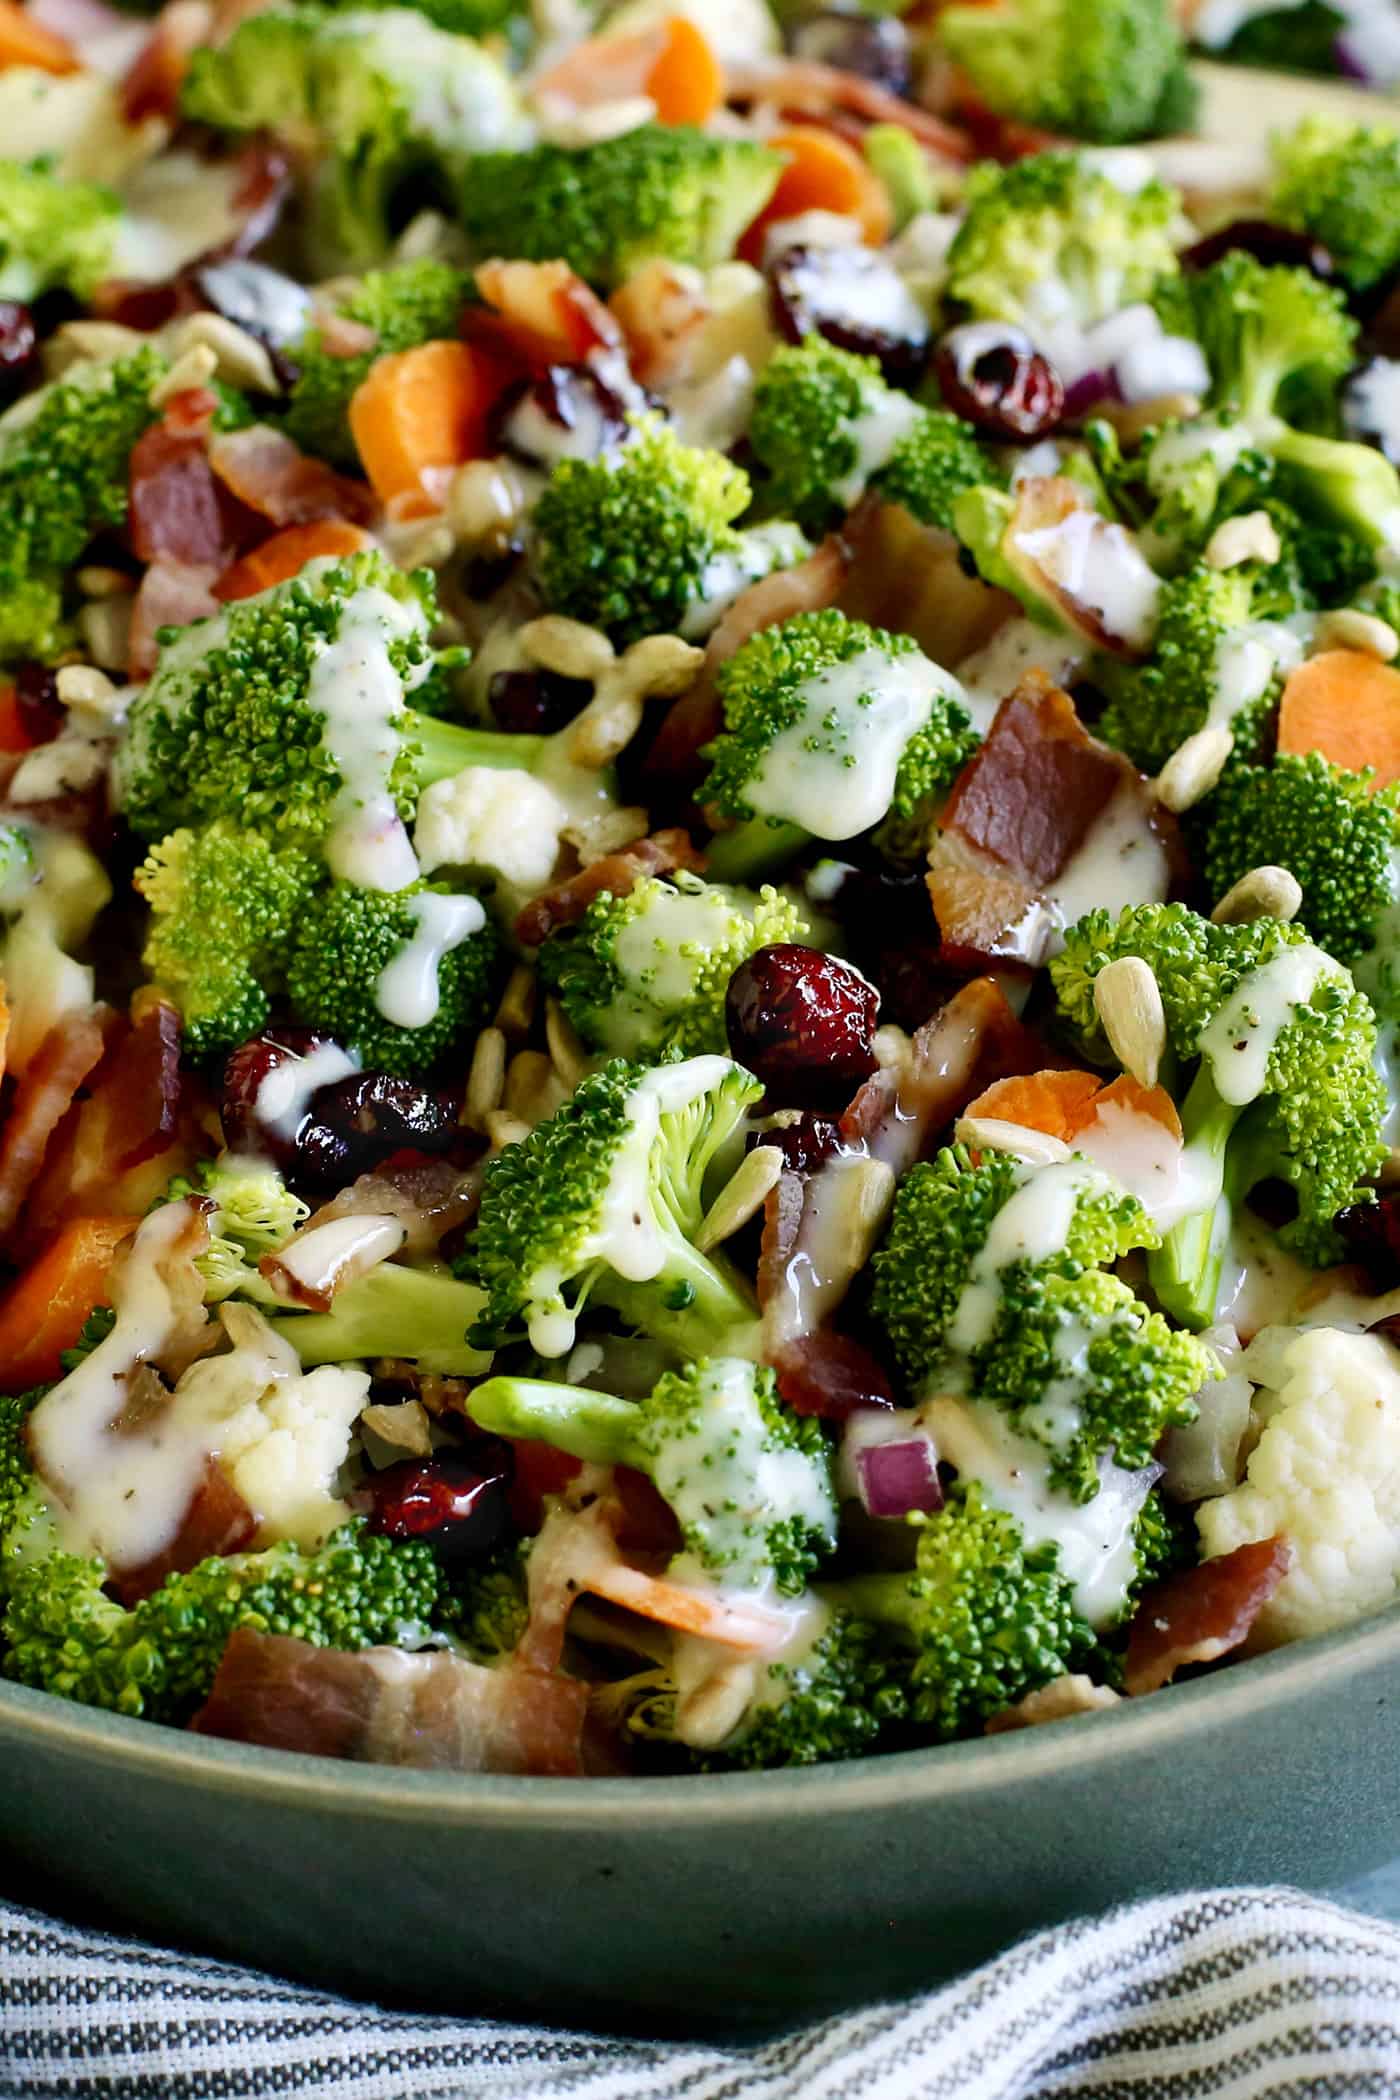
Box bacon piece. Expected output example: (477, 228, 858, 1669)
(304, 1159, 482, 1259)
(128, 423, 237, 570)
(517, 1484, 620, 1673)
(1004, 479, 1159, 658)
(839, 502, 1015, 670)
(843, 975, 1041, 1176)
(120, 0, 212, 124)
(514, 828, 705, 947)
(0, 1008, 114, 1240)
(943, 677, 1125, 889)
(128, 560, 221, 677)
(772, 1329, 896, 1421)
(471, 258, 619, 371)
(1124, 1537, 1293, 1697)
(110, 1459, 256, 1607)
(725, 57, 972, 158)
(207, 426, 376, 529)
(192, 1628, 590, 1775)
(642, 537, 849, 793)
(20, 1001, 211, 1251)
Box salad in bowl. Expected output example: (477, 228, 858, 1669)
(0, 0, 1399, 1786)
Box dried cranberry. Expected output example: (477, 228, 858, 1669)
(764, 1112, 843, 1176)
(1336, 1195, 1400, 1290)
(768, 245, 931, 389)
(489, 363, 632, 468)
(11, 663, 63, 745)
(363, 1447, 513, 1562)
(97, 280, 196, 333)
(783, 8, 911, 94)
(1180, 219, 1335, 281)
(294, 1070, 461, 1187)
(0, 301, 37, 401)
(935, 323, 1064, 440)
(221, 1026, 337, 1164)
(489, 666, 593, 735)
(726, 944, 880, 1108)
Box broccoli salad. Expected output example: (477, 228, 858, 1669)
(3, 0, 1400, 1782)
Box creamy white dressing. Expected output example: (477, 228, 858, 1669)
(948, 1161, 1113, 1355)
(670, 1590, 832, 1751)
(110, 152, 249, 286)
(1198, 942, 1341, 1106)
(526, 1056, 745, 1357)
(604, 880, 741, 1054)
(341, 12, 533, 148)
(1145, 418, 1256, 492)
(254, 1042, 360, 1145)
(744, 644, 962, 842)
(1073, 1097, 1219, 1234)
(681, 521, 809, 640)
(831, 382, 922, 507)
(504, 385, 618, 467)
(919, 1393, 1150, 1628)
(649, 1359, 835, 1592)
(1015, 508, 1161, 653)
(306, 583, 430, 893)
(1206, 619, 1309, 734)
(373, 890, 486, 1029)
(1043, 780, 1170, 947)
(1345, 359, 1400, 462)
(953, 618, 1085, 737)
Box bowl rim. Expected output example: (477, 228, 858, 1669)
(1, 1594, 1396, 1826)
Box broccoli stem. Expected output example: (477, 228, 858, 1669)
(409, 718, 546, 792)
(468, 1376, 641, 1464)
(266, 1266, 494, 1377)
(598, 1236, 762, 1363)
(703, 818, 812, 886)
(1146, 1064, 1239, 1330)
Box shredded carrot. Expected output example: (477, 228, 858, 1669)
(644, 15, 723, 125)
(214, 520, 372, 601)
(0, 1215, 137, 1387)
(738, 125, 892, 265)
(348, 339, 516, 514)
(583, 1559, 791, 1651)
(1277, 649, 1400, 791)
(965, 1068, 1181, 1144)
(0, 0, 76, 74)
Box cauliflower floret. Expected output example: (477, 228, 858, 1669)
(1196, 1325, 1400, 1645)
(414, 765, 568, 895)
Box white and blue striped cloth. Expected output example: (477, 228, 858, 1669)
(2, 1887, 1400, 2098)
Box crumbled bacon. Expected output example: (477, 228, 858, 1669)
(0, 1007, 115, 1240)
(839, 501, 1015, 669)
(207, 426, 377, 529)
(1124, 1537, 1293, 1696)
(772, 1329, 896, 1421)
(725, 57, 973, 158)
(642, 538, 850, 794)
(192, 1628, 590, 1775)
(110, 1459, 256, 1607)
(128, 561, 222, 677)
(514, 828, 706, 947)
(303, 1160, 482, 1259)
(128, 423, 238, 574)
(120, 0, 213, 124)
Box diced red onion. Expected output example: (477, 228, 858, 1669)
(855, 1435, 944, 1519)
(1115, 335, 1211, 405)
(1062, 368, 1119, 419)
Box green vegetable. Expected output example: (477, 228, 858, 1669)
(285, 259, 475, 469)
(1271, 113, 1400, 294)
(0, 161, 119, 304)
(939, 0, 1193, 145)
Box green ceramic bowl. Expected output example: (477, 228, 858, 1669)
(1, 1601, 1398, 2035)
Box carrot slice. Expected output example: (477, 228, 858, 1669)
(582, 1559, 792, 1651)
(214, 520, 372, 602)
(348, 339, 516, 513)
(738, 125, 892, 264)
(1088, 1073, 1183, 1144)
(0, 1215, 138, 1388)
(964, 1068, 1103, 1143)
(1277, 649, 1400, 790)
(0, 0, 76, 73)
(645, 15, 723, 125)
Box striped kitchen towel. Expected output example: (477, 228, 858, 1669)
(2, 1886, 1400, 2098)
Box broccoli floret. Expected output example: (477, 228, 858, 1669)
(1050, 902, 1387, 1320)
(164, 1154, 310, 1302)
(463, 1053, 762, 1361)
(539, 872, 805, 1062)
(715, 1612, 905, 1768)
(945, 151, 1182, 340)
(453, 125, 782, 291)
(699, 608, 979, 883)
(285, 879, 498, 1076)
(939, 0, 1191, 144)
(827, 1486, 1090, 1740)
(1271, 114, 1400, 295)
(1096, 558, 1296, 774)
(0, 347, 162, 663)
(532, 416, 792, 647)
(870, 1141, 1155, 1358)
(748, 339, 991, 536)
(135, 824, 320, 1060)
(1212, 0, 1345, 71)
(1203, 752, 1400, 973)
(269, 1263, 495, 1375)
(1, 1520, 439, 1721)
(183, 5, 531, 274)
(285, 259, 474, 468)
(115, 552, 515, 847)
(469, 1357, 836, 1596)
(0, 1387, 42, 1550)
(0, 160, 120, 303)
(439, 1537, 530, 1663)
(1090, 413, 1281, 574)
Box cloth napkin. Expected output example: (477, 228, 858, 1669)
(3, 1887, 1400, 2099)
